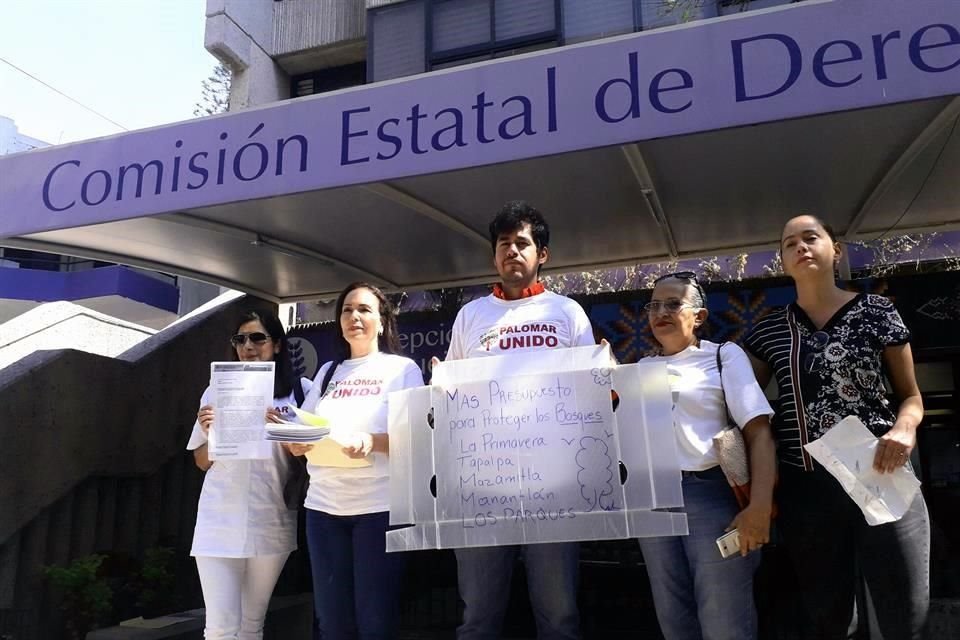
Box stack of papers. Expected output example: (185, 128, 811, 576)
(265, 422, 330, 443)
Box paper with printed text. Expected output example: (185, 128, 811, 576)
(209, 361, 275, 460)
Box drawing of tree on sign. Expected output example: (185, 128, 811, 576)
(576, 436, 616, 512)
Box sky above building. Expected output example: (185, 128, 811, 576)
(0, 0, 217, 146)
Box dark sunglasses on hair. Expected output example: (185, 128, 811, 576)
(653, 271, 707, 305)
(230, 332, 272, 347)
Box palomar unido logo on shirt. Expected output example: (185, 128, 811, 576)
(481, 322, 561, 352)
(329, 377, 384, 398)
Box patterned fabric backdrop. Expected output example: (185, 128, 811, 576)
(288, 272, 960, 379)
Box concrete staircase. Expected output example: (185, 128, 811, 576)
(0, 292, 277, 640)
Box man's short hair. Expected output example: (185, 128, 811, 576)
(488, 200, 550, 253)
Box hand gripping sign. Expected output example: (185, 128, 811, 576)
(386, 344, 687, 551)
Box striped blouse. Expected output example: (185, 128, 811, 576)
(743, 294, 910, 470)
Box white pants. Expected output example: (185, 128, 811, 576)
(195, 553, 291, 640)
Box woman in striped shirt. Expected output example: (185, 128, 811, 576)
(744, 214, 930, 640)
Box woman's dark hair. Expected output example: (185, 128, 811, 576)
(488, 200, 550, 253)
(780, 214, 838, 248)
(334, 282, 401, 360)
(817, 218, 838, 243)
(234, 310, 295, 399)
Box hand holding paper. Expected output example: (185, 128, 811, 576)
(284, 442, 314, 457)
(198, 405, 214, 435)
(305, 436, 372, 468)
(268, 407, 371, 467)
(340, 432, 375, 458)
(804, 416, 921, 526)
(874, 421, 917, 474)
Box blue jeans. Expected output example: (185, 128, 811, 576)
(776, 464, 930, 639)
(638, 466, 761, 640)
(455, 542, 581, 639)
(305, 509, 406, 640)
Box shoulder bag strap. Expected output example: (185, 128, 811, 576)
(716, 342, 735, 428)
(292, 376, 305, 407)
(320, 360, 341, 397)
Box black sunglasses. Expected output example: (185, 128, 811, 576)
(653, 271, 707, 306)
(230, 332, 272, 347)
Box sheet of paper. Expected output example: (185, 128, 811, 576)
(305, 435, 373, 468)
(208, 361, 275, 460)
(804, 416, 921, 526)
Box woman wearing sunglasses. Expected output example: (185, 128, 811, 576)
(286, 282, 423, 640)
(744, 215, 929, 639)
(186, 310, 310, 640)
(639, 272, 776, 640)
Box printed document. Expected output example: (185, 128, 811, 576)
(208, 361, 275, 460)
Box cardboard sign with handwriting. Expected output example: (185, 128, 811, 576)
(387, 345, 687, 551)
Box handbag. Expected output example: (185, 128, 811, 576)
(712, 343, 777, 516)
(282, 361, 339, 510)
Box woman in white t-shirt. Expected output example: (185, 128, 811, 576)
(187, 310, 310, 640)
(285, 282, 423, 640)
(637, 273, 777, 640)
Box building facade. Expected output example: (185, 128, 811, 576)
(206, 0, 796, 108)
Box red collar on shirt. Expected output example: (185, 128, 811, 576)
(492, 282, 546, 300)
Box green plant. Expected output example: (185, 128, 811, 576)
(44, 554, 113, 639)
(135, 546, 177, 618)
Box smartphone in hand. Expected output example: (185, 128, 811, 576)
(716, 529, 741, 558)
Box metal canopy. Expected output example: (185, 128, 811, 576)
(4, 97, 958, 301)
(2, 0, 958, 301)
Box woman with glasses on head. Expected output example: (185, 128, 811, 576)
(285, 282, 423, 640)
(638, 272, 777, 640)
(187, 310, 311, 640)
(744, 215, 929, 639)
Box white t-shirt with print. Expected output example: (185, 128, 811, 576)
(645, 340, 772, 471)
(302, 352, 423, 516)
(186, 378, 310, 558)
(445, 291, 595, 360)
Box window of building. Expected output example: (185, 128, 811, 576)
(562, 0, 634, 44)
(369, 0, 428, 82)
(369, 0, 560, 81)
(368, 1, 796, 82)
(429, 0, 559, 69)
(291, 62, 368, 99)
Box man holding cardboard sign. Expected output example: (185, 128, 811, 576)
(443, 201, 594, 640)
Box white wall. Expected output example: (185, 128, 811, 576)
(205, 0, 289, 109)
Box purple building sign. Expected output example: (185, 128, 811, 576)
(1, 0, 958, 239)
